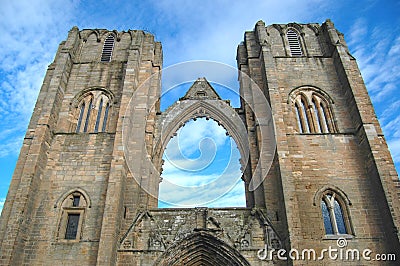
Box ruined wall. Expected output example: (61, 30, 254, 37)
(0, 27, 162, 265)
(237, 20, 400, 265)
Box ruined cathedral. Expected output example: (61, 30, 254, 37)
(0, 19, 399, 265)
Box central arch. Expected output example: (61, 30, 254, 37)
(152, 79, 252, 207)
(153, 232, 250, 266)
(154, 99, 249, 171)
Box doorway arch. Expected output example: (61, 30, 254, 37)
(153, 231, 250, 266)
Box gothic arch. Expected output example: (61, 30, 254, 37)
(54, 187, 92, 208)
(81, 30, 101, 42)
(70, 87, 115, 109)
(313, 185, 354, 236)
(153, 99, 249, 178)
(286, 22, 304, 34)
(288, 85, 334, 105)
(288, 85, 337, 133)
(69, 87, 114, 133)
(153, 232, 250, 266)
(313, 185, 352, 207)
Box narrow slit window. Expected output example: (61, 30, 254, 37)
(65, 214, 80, 240)
(83, 99, 92, 133)
(295, 102, 303, 133)
(334, 199, 347, 234)
(94, 98, 103, 133)
(101, 35, 115, 62)
(287, 29, 303, 56)
(72, 195, 80, 207)
(321, 200, 333, 235)
(76, 103, 85, 133)
(300, 98, 310, 133)
(320, 102, 330, 133)
(102, 103, 110, 132)
(312, 98, 322, 133)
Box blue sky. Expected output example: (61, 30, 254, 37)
(1, 0, 399, 212)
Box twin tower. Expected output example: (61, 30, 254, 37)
(0, 20, 399, 265)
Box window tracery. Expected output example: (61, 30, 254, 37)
(290, 87, 336, 133)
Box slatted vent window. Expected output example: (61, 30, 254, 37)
(101, 35, 115, 62)
(287, 30, 303, 56)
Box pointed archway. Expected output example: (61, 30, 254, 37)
(154, 232, 250, 266)
(153, 78, 253, 207)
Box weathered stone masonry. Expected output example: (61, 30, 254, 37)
(0, 20, 399, 265)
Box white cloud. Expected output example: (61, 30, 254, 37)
(160, 118, 244, 207)
(346, 18, 400, 168)
(152, 0, 333, 66)
(0, 198, 5, 215)
(388, 138, 400, 164)
(163, 118, 229, 170)
(159, 169, 245, 207)
(0, 0, 77, 158)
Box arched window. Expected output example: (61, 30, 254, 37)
(290, 88, 336, 134)
(76, 96, 93, 133)
(321, 192, 351, 235)
(102, 103, 110, 132)
(76, 102, 85, 133)
(57, 191, 88, 241)
(101, 35, 115, 62)
(300, 97, 311, 133)
(312, 98, 322, 133)
(295, 102, 303, 133)
(286, 29, 303, 56)
(74, 90, 112, 133)
(83, 98, 92, 133)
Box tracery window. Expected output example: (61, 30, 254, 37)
(74, 90, 111, 133)
(291, 88, 336, 134)
(101, 35, 115, 62)
(58, 191, 88, 241)
(321, 192, 351, 235)
(286, 29, 303, 56)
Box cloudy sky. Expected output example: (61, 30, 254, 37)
(0, 0, 399, 211)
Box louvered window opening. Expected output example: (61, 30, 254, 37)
(101, 35, 115, 62)
(287, 30, 303, 56)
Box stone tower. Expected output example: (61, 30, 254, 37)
(0, 19, 399, 265)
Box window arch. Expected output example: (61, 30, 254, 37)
(289, 87, 336, 134)
(57, 190, 89, 241)
(286, 29, 303, 56)
(101, 35, 115, 62)
(320, 191, 352, 235)
(73, 89, 112, 133)
(76, 95, 93, 133)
